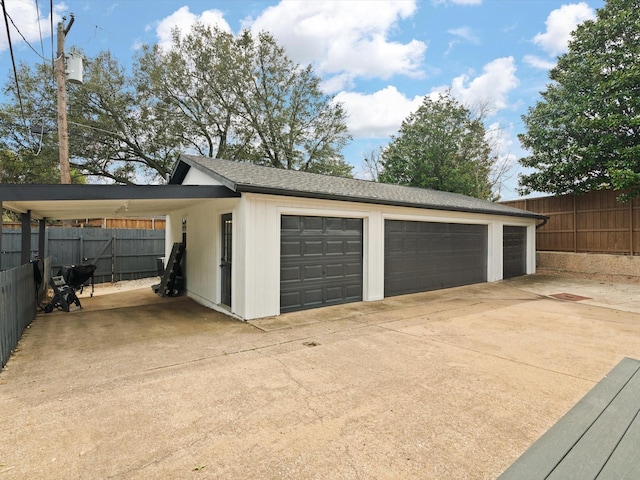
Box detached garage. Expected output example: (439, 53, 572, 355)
(166, 155, 546, 320)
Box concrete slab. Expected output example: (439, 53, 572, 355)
(509, 274, 640, 315)
(1, 276, 640, 479)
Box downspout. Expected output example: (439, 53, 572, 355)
(536, 217, 549, 229)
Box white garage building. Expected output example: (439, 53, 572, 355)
(167, 155, 545, 320)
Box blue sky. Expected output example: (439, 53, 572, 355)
(1, 0, 605, 199)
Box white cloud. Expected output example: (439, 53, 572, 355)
(0, 0, 62, 53)
(337, 57, 519, 140)
(448, 57, 519, 113)
(248, 1, 426, 81)
(523, 54, 556, 70)
(155, 6, 231, 51)
(448, 26, 480, 44)
(432, 0, 482, 5)
(533, 3, 595, 56)
(334, 86, 424, 139)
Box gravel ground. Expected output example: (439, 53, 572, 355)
(78, 276, 160, 297)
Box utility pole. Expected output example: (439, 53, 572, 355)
(55, 14, 74, 184)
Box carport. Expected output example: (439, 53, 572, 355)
(0, 184, 240, 270)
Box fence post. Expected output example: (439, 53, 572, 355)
(0, 200, 3, 271)
(21, 211, 31, 265)
(38, 219, 46, 259)
(573, 195, 577, 253)
(111, 234, 116, 283)
(631, 200, 635, 256)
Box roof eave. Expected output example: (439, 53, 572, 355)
(236, 184, 547, 220)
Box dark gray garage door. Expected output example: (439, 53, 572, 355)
(385, 220, 487, 297)
(281, 216, 363, 313)
(503, 226, 527, 279)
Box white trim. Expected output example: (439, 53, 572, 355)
(186, 290, 244, 321)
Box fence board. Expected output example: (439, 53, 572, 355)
(1, 228, 165, 283)
(3, 218, 166, 230)
(502, 190, 640, 255)
(1, 264, 34, 369)
(0, 258, 50, 369)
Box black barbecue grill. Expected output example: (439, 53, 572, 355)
(44, 264, 97, 313)
(58, 264, 97, 297)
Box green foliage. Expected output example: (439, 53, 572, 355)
(0, 148, 58, 183)
(379, 92, 494, 200)
(518, 0, 640, 200)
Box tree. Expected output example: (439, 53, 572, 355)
(136, 25, 353, 177)
(361, 147, 385, 181)
(0, 62, 85, 184)
(0, 26, 352, 184)
(518, 0, 640, 200)
(0, 54, 172, 185)
(67, 51, 179, 184)
(378, 92, 494, 200)
(0, 148, 58, 183)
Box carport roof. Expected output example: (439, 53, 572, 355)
(0, 184, 239, 220)
(172, 155, 547, 220)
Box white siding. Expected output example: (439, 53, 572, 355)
(167, 198, 240, 314)
(172, 186, 537, 320)
(182, 167, 224, 186)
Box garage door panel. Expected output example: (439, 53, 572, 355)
(385, 220, 487, 297)
(281, 216, 363, 313)
(326, 240, 345, 254)
(302, 240, 323, 256)
(325, 263, 346, 278)
(345, 262, 361, 276)
(281, 215, 301, 231)
(303, 264, 323, 280)
(281, 241, 301, 257)
(280, 291, 300, 308)
(326, 286, 345, 302)
(345, 241, 362, 254)
(304, 216, 324, 230)
(281, 265, 301, 282)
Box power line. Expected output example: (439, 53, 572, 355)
(35, 0, 46, 62)
(1, 0, 29, 134)
(3, 7, 48, 61)
(49, 0, 54, 73)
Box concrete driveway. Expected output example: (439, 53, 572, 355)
(1, 275, 640, 479)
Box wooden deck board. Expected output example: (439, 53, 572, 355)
(498, 357, 640, 480)
(596, 413, 640, 480)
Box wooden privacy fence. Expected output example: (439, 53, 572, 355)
(0, 257, 50, 369)
(502, 190, 640, 255)
(1, 228, 165, 283)
(2, 218, 166, 230)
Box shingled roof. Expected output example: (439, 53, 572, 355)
(171, 155, 545, 220)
